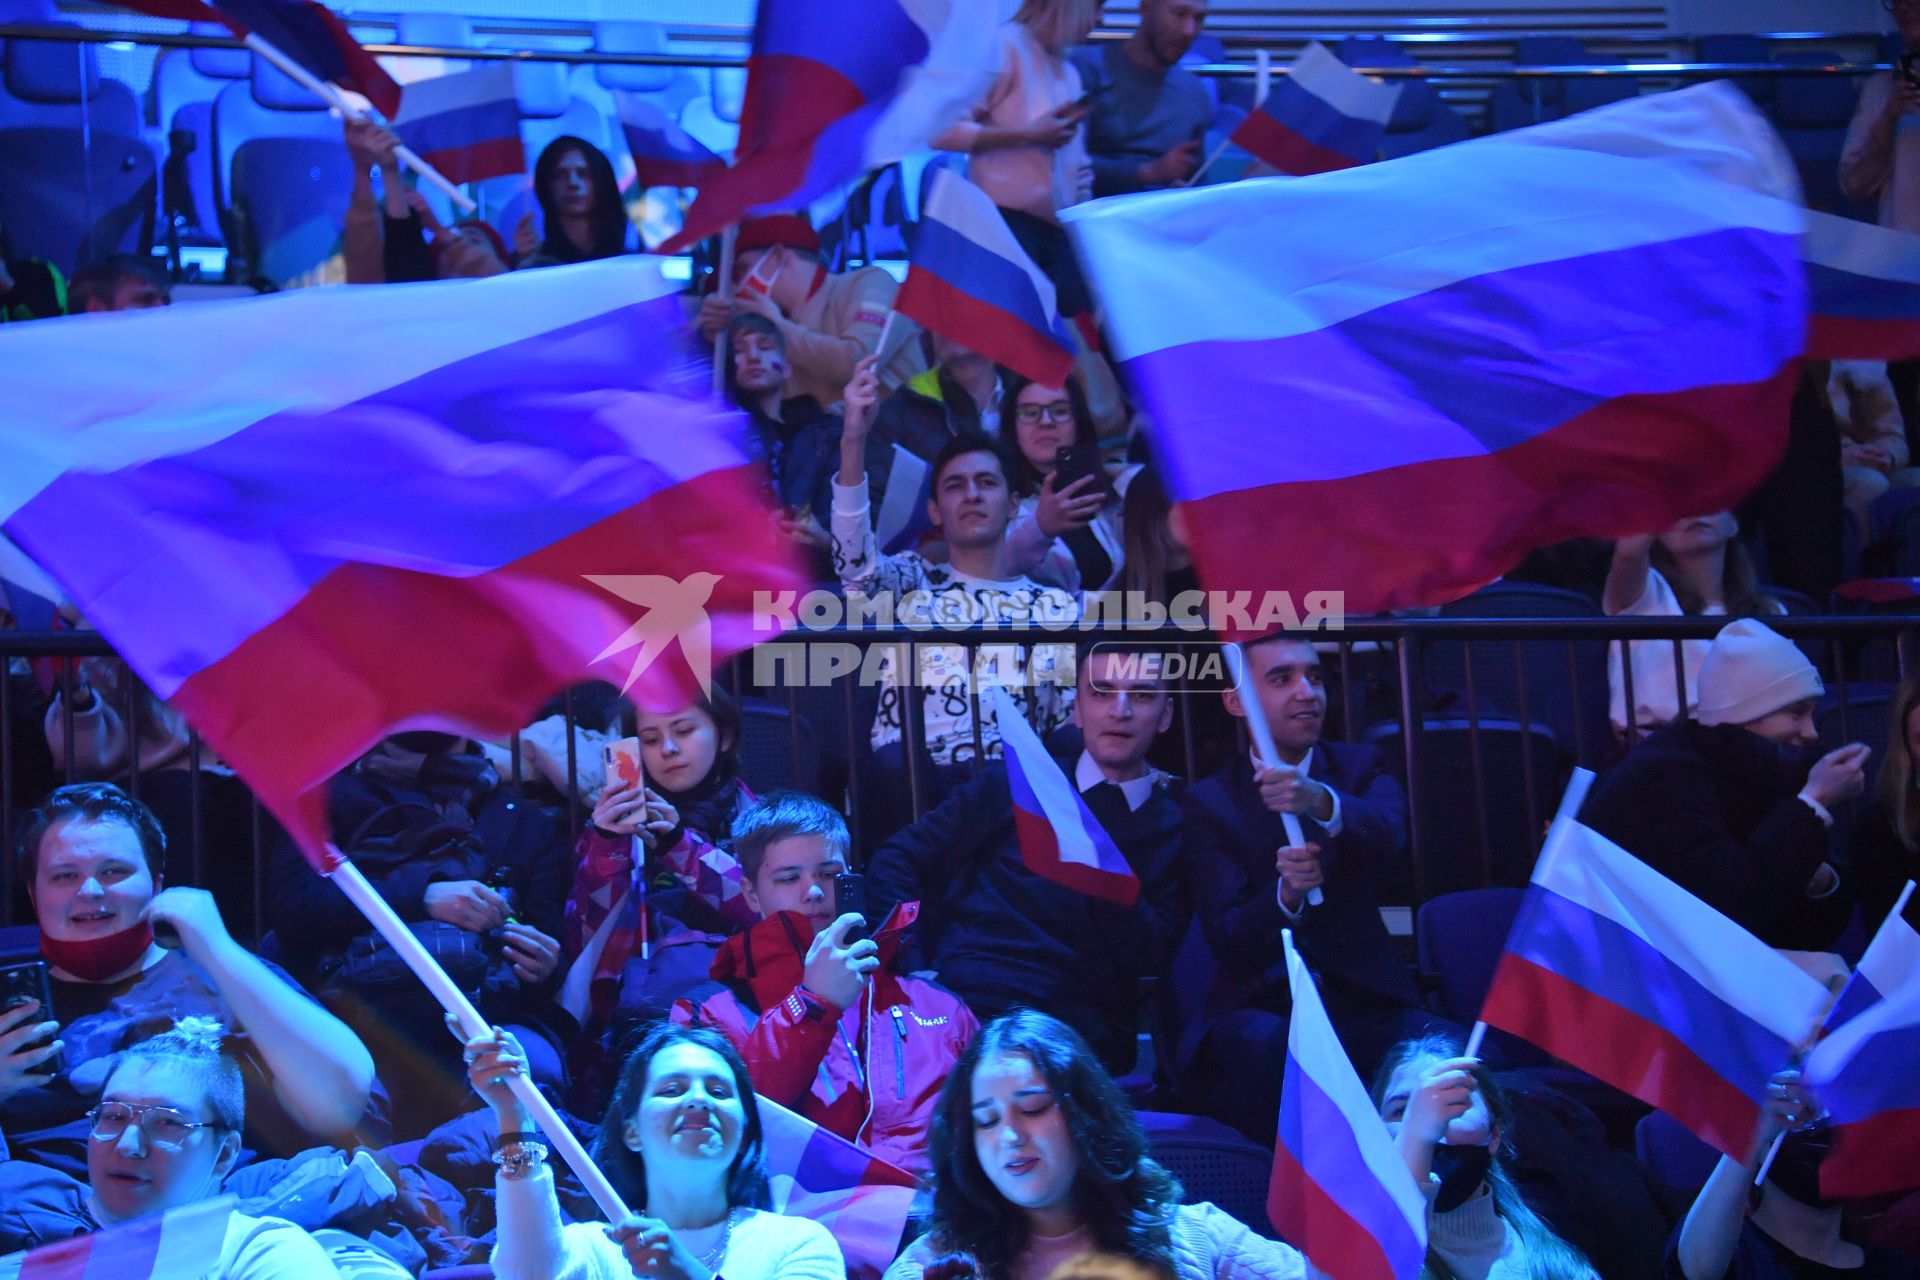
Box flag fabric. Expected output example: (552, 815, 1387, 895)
(1803, 891, 1920, 1198)
(1833, 577, 1920, 605)
(1230, 41, 1400, 176)
(1479, 795, 1831, 1158)
(895, 168, 1076, 386)
(988, 686, 1141, 906)
(1064, 83, 1806, 626)
(0, 259, 805, 861)
(759, 1095, 917, 1280)
(615, 91, 726, 189)
(1270, 935, 1426, 1280)
(662, 0, 996, 252)
(0, 1196, 235, 1280)
(1803, 209, 1920, 361)
(390, 64, 524, 185)
(117, 0, 402, 118)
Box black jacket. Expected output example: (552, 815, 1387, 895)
(1580, 721, 1850, 950)
(1180, 742, 1417, 1062)
(866, 756, 1187, 1072)
(1842, 800, 1918, 938)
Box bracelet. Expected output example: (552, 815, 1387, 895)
(491, 1130, 550, 1152)
(493, 1141, 548, 1181)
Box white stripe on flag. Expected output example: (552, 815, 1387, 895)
(146, 1196, 238, 1275)
(1289, 41, 1399, 125)
(0, 259, 684, 523)
(874, 445, 928, 551)
(1859, 905, 1920, 997)
(987, 686, 1102, 871)
(921, 168, 1064, 320)
(391, 62, 518, 124)
(1532, 819, 1830, 1044)
(1803, 209, 1920, 280)
(1063, 83, 1802, 361)
(1806, 961, 1920, 1084)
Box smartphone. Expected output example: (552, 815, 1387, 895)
(834, 872, 871, 944)
(1054, 444, 1116, 502)
(602, 736, 644, 792)
(0, 960, 62, 1075)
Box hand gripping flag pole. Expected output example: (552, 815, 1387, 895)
(1225, 641, 1323, 908)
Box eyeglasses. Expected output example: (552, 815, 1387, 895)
(1013, 401, 1075, 425)
(87, 1102, 220, 1150)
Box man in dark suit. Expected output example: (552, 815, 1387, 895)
(867, 644, 1188, 1074)
(1180, 634, 1441, 1142)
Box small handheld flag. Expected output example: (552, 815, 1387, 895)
(989, 686, 1141, 906)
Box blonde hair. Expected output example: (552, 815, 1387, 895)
(1014, 0, 1102, 52)
(109, 1015, 244, 1131)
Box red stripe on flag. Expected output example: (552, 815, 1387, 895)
(895, 270, 1075, 387)
(1481, 952, 1760, 1158)
(169, 465, 801, 857)
(1176, 363, 1797, 627)
(1807, 314, 1920, 362)
(1230, 110, 1366, 176)
(418, 136, 526, 186)
(1267, 1135, 1403, 1280)
(1011, 807, 1140, 906)
(17, 1232, 97, 1279)
(1820, 1107, 1920, 1199)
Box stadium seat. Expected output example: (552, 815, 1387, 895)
(1429, 581, 1611, 766)
(1634, 1109, 1720, 1200)
(1336, 37, 1469, 158)
(571, 20, 699, 122)
(0, 24, 153, 272)
(212, 56, 352, 284)
(1772, 50, 1875, 219)
(1487, 36, 1639, 133)
(1138, 1111, 1280, 1240)
(1695, 33, 1776, 110)
(151, 22, 249, 244)
(680, 64, 744, 157)
(393, 11, 477, 56)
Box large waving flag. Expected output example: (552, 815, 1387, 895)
(616, 91, 727, 190)
(1480, 772, 1830, 1158)
(1066, 84, 1806, 625)
(116, 0, 401, 118)
(1231, 41, 1400, 176)
(759, 1095, 917, 1280)
(1803, 885, 1920, 1198)
(1271, 931, 1426, 1280)
(0, 259, 804, 858)
(988, 686, 1140, 906)
(662, 0, 996, 252)
(0, 1196, 234, 1280)
(896, 168, 1077, 386)
(1804, 209, 1920, 361)
(390, 64, 524, 185)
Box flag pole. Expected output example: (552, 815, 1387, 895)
(1466, 769, 1594, 1061)
(1226, 641, 1322, 907)
(324, 853, 630, 1220)
(632, 833, 650, 962)
(1753, 877, 1917, 1187)
(241, 33, 477, 213)
(1184, 48, 1268, 188)
(711, 225, 738, 396)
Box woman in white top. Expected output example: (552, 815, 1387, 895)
(1603, 512, 1779, 740)
(465, 1022, 844, 1280)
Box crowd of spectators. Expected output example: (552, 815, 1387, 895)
(5, 0, 1920, 1276)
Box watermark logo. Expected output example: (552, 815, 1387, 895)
(585, 572, 721, 695)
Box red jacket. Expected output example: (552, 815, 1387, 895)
(671, 904, 977, 1175)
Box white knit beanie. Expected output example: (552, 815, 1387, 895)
(1695, 618, 1822, 727)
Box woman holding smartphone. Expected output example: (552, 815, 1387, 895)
(1000, 373, 1135, 592)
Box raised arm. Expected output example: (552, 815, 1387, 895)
(1602, 533, 1656, 616)
(1674, 1073, 1808, 1280)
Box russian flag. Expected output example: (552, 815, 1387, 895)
(1271, 932, 1426, 1280)
(390, 64, 524, 186)
(1480, 773, 1830, 1159)
(662, 0, 996, 252)
(1803, 209, 1920, 361)
(0, 1195, 234, 1279)
(989, 686, 1141, 907)
(895, 168, 1076, 386)
(0, 259, 805, 862)
(759, 1095, 917, 1280)
(117, 0, 402, 118)
(1065, 84, 1806, 624)
(615, 91, 726, 190)
(1231, 41, 1400, 176)
(1803, 886, 1920, 1198)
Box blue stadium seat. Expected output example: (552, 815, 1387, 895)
(212, 56, 351, 283)
(0, 0, 57, 23)
(1138, 1111, 1279, 1240)
(1336, 37, 1469, 158)
(392, 11, 477, 58)
(1430, 581, 1611, 767)
(1634, 1110, 1719, 1200)
(573, 20, 699, 121)
(1772, 50, 1875, 219)
(1695, 33, 1776, 110)
(152, 22, 249, 243)
(1487, 36, 1639, 133)
(681, 64, 743, 157)
(0, 25, 153, 272)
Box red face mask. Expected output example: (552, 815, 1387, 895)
(41, 921, 155, 983)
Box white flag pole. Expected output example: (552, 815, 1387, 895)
(711, 225, 738, 397)
(242, 34, 477, 213)
(1184, 47, 1268, 188)
(1226, 641, 1323, 908)
(324, 855, 629, 1220)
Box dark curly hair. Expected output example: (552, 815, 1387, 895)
(925, 1009, 1180, 1280)
(589, 1023, 770, 1213)
(19, 782, 167, 885)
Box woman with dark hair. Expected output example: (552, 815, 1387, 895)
(1846, 670, 1920, 933)
(1000, 373, 1133, 592)
(886, 1009, 1302, 1280)
(1371, 1033, 1598, 1280)
(514, 136, 629, 268)
(466, 1021, 842, 1279)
